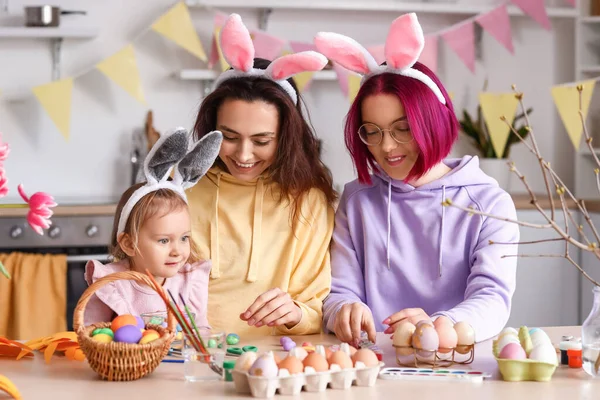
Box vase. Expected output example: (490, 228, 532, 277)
(582, 286, 600, 377)
(477, 158, 511, 191)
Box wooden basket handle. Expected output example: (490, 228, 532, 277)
(73, 270, 177, 333)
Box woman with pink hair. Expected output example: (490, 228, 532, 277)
(315, 13, 519, 346)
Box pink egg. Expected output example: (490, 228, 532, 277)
(498, 342, 526, 360)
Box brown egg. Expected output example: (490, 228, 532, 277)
(327, 351, 353, 369)
(302, 352, 329, 372)
(273, 352, 282, 365)
(278, 355, 304, 375)
(352, 349, 379, 367)
(325, 346, 333, 359)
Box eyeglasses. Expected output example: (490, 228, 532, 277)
(358, 120, 413, 146)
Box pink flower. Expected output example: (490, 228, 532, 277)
(18, 184, 57, 235)
(0, 168, 7, 198)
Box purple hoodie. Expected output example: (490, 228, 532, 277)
(323, 156, 519, 342)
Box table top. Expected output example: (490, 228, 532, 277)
(1, 326, 598, 399)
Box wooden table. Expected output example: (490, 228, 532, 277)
(1, 327, 598, 399)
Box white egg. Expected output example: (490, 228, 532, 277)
(530, 330, 552, 348)
(499, 327, 519, 337)
(497, 334, 520, 353)
(529, 343, 557, 365)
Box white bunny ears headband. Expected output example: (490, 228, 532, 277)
(314, 13, 446, 105)
(117, 128, 223, 236)
(212, 13, 329, 105)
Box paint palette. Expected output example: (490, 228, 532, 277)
(379, 368, 491, 382)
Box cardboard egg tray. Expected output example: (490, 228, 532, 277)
(232, 362, 384, 398)
(492, 327, 557, 382)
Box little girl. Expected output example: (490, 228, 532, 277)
(83, 127, 222, 327)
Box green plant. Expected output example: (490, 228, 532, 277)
(458, 81, 533, 158)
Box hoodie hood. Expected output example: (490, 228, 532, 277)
(371, 156, 499, 277)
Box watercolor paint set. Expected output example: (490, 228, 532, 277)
(378, 367, 492, 382)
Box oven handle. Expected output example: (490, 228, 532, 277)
(67, 254, 111, 262)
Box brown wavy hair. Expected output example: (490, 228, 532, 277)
(192, 58, 337, 224)
(110, 183, 201, 263)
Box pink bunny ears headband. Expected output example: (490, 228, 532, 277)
(212, 13, 328, 105)
(117, 128, 222, 236)
(314, 13, 446, 105)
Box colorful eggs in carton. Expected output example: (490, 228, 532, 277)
(232, 344, 383, 398)
(392, 319, 475, 366)
(493, 326, 558, 382)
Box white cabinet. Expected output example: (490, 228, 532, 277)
(579, 212, 600, 324)
(506, 210, 580, 328)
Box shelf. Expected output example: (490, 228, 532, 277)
(581, 147, 600, 155)
(580, 66, 600, 74)
(185, 0, 578, 17)
(178, 69, 338, 81)
(581, 16, 600, 23)
(0, 26, 98, 38)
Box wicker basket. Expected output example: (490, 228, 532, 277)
(73, 270, 176, 381)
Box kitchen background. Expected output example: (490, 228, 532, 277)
(1, 0, 599, 337)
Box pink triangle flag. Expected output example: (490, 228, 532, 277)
(476, 4, 514, 54)
(441, 21, 476, 73)
(367, 44, 385, 65)
(510, 0, 551, 31)
(288, 41, 317, 53)
(208, 12, 228, 69)
(419, 35, 439, 73)
(333, 62, 350, 97)
(252, 30, 287, 61)
(565, 0, 576, 6)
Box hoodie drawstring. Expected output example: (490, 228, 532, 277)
(438, 185, 446, 278)
(246, 177, 264, 282)
(210, 172, 222, 279)
(386, 180, 392, 270)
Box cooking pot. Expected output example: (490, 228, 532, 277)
(25, 5, 86, 27)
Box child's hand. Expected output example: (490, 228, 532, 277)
(240, 288, 302, 328)
(333, 302, 376, 347)
(382, 308, 430, 334)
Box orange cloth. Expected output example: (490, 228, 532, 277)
(0, 252, 67, 340)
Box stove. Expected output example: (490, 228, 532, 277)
(0, 205, 116, 330)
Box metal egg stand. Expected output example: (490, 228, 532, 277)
(392, 344, 475, 368)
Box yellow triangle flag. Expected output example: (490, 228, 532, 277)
(214, 27, 230, 72)
(151, 2, 207, 62)
(32, 78, 73, 141)
(479, 92, 519, 158)
(96, 45, 146, 105)
(448, 91, 454, 101)
(551, 80, 596, 150)
(348, 74, 362, 103)
(293, 71, 315, 92)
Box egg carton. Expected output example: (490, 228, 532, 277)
(232, 362, 384, 398)
(492, 326, 557, 382)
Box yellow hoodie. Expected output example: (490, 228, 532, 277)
(186, 167, 334, 337)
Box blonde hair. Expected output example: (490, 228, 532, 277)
(110, 182, 201, 263)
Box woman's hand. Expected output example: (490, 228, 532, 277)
(240, 288, 302, 328)
(333, 302, 376, 347)
(382, 308, 431, 334)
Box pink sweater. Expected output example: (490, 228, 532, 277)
(83, 258, 211, 328)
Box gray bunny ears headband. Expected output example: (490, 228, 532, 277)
(117, 128, 223, 236)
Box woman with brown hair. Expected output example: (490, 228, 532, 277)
(187, 14, 336, 337)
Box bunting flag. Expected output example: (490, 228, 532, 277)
(419, 35, 439, 73)
(32, 78, 73, 141)
(476, 4, 514, 54)
(151, 1, 207, 62)
(479, 92, 520, 158)
(367, 44, 385, 65)
(96, 45, 146, 105)
(551, 80, 596, 150)
(441, 21, 476, 73)
(565, 0, 576, 6)
(348, 73, 362, 103)
(252, 30, 287, 61)
(208, 12, 229, 70)
(510, 0, 551, 31)
(333, 63, 350, 97)
(289, 42, 318, 92)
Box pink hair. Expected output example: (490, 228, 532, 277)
(345, 61, 458, 185)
